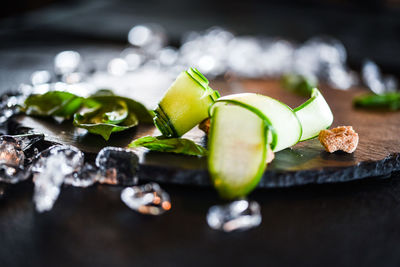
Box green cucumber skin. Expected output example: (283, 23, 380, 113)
(208, 105, 268, 200)
(153, 105, 179, 137)
(293, 88, 318, 112)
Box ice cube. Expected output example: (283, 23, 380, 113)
(128, 24, 166, 54)
(260, 39, 294, 76)
(0, 164, 31, 184)
(64, 163, 99, 188)
(95, 147, 139, 186)
(54, 51, 81, 75)
(0, 136, 25, 166)
(33, 154, 67, 212)
(362, 60, 385, 94)
(121, 182, 171, 215)
(31, 70, 52, 85)
(32, 145, 84, 174)
(158, 47, 178, 67)
(62, 72, 85, 84)
(0, 93, 24, 125)
(32, 145, 84, 212)
(227, 37, 264, 77)
(107, 58, 128, 76)
(0, 134, 44, 184)
(121, 48, 145, 71)
(207, 199, 262, 232)
(384, 75, 398, 92)
(2, 133, 45, 151)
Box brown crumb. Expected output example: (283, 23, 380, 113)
(199, 118, 211, 134)
(318, 126, 359, 153)
(266, 146, 275, 164)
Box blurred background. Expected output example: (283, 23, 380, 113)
(0, 0, 399, 94)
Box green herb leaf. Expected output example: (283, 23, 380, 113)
(353, 92, 400, 110)
(281, 74, 318, 96)
(73, 98, 138, 140)
(23, 91, 83, 119)
(128, 136, 208, 157)
(89, 92, 153, 123)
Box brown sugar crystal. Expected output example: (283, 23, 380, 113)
(199, 118, 211, 134)
(318, 126, 359, 153)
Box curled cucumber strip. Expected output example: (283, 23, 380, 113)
(294, 88, 334, 142)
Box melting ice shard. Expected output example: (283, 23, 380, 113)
(207, 199, 262, 232)
(32, 145, 84, 212)
(64, 163, 99, 188)
(121, 183, 171, 215)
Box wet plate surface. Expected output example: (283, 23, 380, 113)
(12, 80, 400, 188)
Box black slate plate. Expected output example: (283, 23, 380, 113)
(11, 80, 400, 187)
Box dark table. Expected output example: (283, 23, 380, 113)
(1, 1, 400, 266)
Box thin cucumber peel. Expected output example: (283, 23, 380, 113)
(294, 88, 333, 141)
(211, 93, 302, 152)
(207, 88, 333, 199)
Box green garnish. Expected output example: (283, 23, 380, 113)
(128, 136, 208, 157)
(90, 91, 153, 124)
(22, 90, 153, 140)
(281, 74, 318, 96)
(23, 91, 83, 119)
(353, 92, 400, 110)
(73, 98, 139, 141)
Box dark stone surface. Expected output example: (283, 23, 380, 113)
(2, 174, 400, 267)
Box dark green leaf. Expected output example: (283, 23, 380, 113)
(353, 92, 400, 110)
(73, 98, 138, 140)
(128, 136, 208, 157)
(89, 94, 153, 123)
(281, 74, 317, 96)
(23, 91, 83, 119)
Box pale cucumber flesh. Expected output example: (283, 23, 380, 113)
(214, 93, 302, 152)
(294, 88, 334, 141)
(208, 104, 267, 199)
(155, 69, 218, 137)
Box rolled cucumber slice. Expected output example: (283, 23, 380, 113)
(208, 103, 269, 199)
(294, 88, 333, 141)
(212, 93, 302, 152)
(154, 68, 220, 137)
